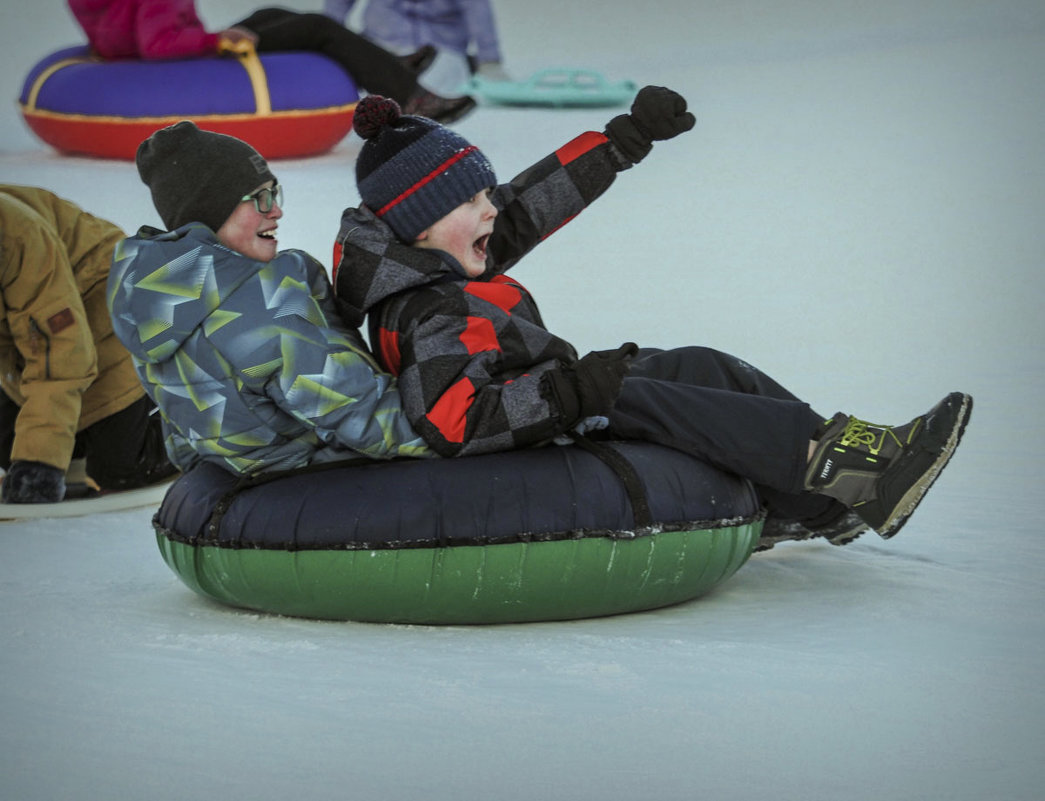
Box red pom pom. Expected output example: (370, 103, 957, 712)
(353, 95, 402, 140)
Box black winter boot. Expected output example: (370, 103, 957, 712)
(402, 90, 477, 124)
(805, 392, 972, 539)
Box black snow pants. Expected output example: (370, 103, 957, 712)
(0, 391, 175, 492)
(607, 346, 846, 526)
(236, 8, 420, 104)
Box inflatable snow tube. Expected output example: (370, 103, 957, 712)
(18, 46, 358, 160)
(153, 441, 763, 624)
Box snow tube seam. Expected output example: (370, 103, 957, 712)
(152, 510, 764, 551)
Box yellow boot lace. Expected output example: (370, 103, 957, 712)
(839, 416, 917, 456)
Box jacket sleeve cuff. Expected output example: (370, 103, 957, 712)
(604, 114, 652, 166)
(540, 369, 581, 428)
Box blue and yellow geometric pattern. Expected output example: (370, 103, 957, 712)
(107, 224, 429, 475)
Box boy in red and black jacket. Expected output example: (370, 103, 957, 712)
(333, 89, 972, 550)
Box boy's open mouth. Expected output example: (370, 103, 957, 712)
(473, 233, 489, 260)
(259, 229, 277, 240)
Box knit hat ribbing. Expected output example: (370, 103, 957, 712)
(136, 121, 276, 233)
(353, 96, 496, 242)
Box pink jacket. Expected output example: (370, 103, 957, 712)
(68, 0, 220, 60)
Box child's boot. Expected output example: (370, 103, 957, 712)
(804, 392, 972, 539)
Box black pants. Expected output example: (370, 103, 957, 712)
(607, 347, 846, 526)
(0, 391, 176, 491)
(237, 8, 419, 103)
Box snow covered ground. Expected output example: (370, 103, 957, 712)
(2, 1, 1043, 799)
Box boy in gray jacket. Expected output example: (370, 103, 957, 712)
(108, 121, 430, 477)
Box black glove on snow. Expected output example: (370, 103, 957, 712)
(605, 86, 696, 164)
(542, 343, 639, 425)
(1, 460, 66, 504)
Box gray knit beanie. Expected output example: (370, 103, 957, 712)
(354, 95, 496, 242)
(136, 121, 276, 233)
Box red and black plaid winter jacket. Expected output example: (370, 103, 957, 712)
(333, 131, 630, 457)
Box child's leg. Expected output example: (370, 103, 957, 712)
(611, 346, 853, 536)
(236, 8, 420, 103)
(609, 372, 814, 492)
(614, 346, 821, 492)
(79, 396, 176, 491)
(615, 347, 972, 541)
(627, 346, 810, 406)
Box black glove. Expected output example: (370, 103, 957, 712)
(542, 343, 639, 425)
(1, 460, 66, 504)
(605, 86, 696, 164)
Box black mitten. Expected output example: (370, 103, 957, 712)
(1, 460, 67, 504)
(605, 86, 696, 164)
(542, 343, 639, 425)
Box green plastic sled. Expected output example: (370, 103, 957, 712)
(466, 68, 637, 108)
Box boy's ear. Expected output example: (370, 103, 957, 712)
(414, 228, 429, 243)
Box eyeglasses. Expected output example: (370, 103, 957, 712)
(241, 184, 283, 213)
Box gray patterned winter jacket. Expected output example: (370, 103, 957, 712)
(107, 224, 430, 475)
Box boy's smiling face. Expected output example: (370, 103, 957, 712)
(215, 180, 281, 263)
(414, 190, 497, 277)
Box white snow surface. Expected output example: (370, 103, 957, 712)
(2, 1, 1043, 799)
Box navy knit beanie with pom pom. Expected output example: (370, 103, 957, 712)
(353, 95, 496, 242)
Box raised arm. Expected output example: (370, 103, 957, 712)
(487, 86, 696, 273)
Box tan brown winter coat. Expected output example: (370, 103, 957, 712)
(0, 185, 145, 471)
